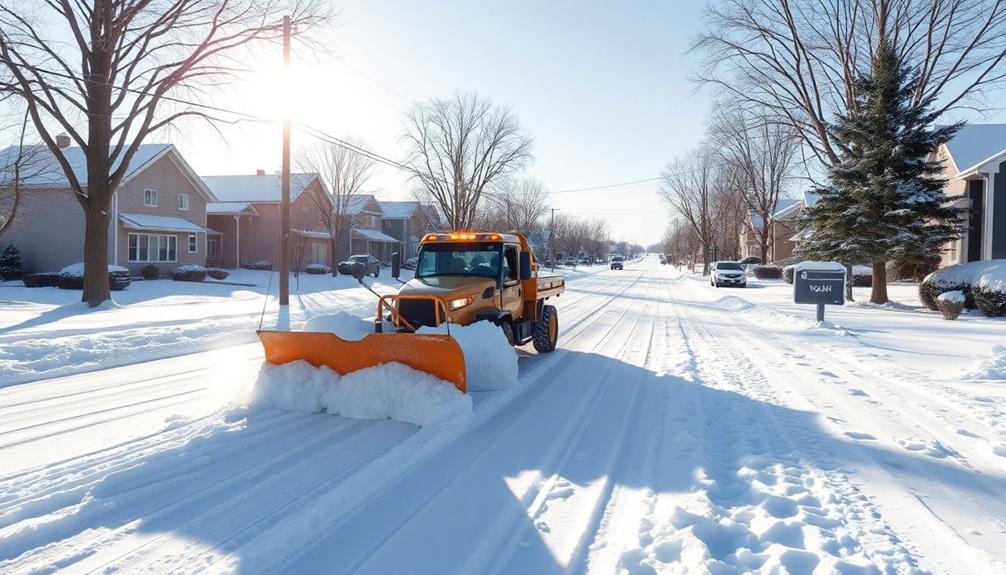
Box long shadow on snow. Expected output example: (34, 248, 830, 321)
(6, 352, 1002, 573)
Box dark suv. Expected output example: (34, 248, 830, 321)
(610, 255, 624, 270)
(337, 254, 381, 277)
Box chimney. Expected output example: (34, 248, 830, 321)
(256, 169, 266, 176)
(56, 133, 71, 149)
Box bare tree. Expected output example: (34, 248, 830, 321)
(0, 0, 328, 306)
(298, 139, 376, 276)
(712, 109, 798, 262)
(0, 111, 48, 238)
(480, 176, 548, 235)
(403, 92, 533, 230)
(660, 150, 720, 275)
(695, 0, 1006, 168)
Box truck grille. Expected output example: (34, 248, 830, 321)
(397, 299, 438, 329)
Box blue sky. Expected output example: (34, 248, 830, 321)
(177, 0, 710, 246)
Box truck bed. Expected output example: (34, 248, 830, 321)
(536, 273, 565, 300)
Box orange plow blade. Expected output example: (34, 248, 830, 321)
(256, 330, 467, 393)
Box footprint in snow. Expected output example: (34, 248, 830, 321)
(956, 428, 980, 438)
(847, 388, 869, 397)
(844, 431, 876, 441)
(899, 438, 960, 459)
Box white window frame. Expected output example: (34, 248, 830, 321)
(178, 193, 189, 211)
(144, 189, 158, 207)
(127, 232, 177, 263)
(188, 233, 197, 253)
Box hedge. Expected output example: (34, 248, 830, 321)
(752, 265, 783, 279)
(206, 268, 229, 280)
(141, 264, 161, 280)
(23, 272, 60, 288)
(173, 264, 207, 282)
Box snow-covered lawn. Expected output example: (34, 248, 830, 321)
(1, 257, 1005, 574)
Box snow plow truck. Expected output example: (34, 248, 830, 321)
(257, 232, 565, 393)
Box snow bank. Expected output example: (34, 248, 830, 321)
(251, 360, 471, 425)
(58, 262, 129, 277)
(937, 290, 966, 304)
(303, 311, 373, 340)
(419, 320, 519, 391)
(960, 345, 1006, 381)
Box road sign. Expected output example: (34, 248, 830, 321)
(793, 264, 846, 321)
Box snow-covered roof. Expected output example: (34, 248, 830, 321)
(750, 198, 802, 230)
(202, 173, 321, 203)
(345, 194, 382, 215)
(942, 124, 1006, 174)
(295, 229, 332, 240)
(206, 202, 259, 216)
(352, 228, 400, 243)
(119, 213, 207, 233)
(380, 201, 420, 219)
(803, 190, 819, 208)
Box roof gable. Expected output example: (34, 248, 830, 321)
(345, 194, 383, 215)
(380, 201, 421, 219)
(202, 172, 321, 203)
(942, 124, 1006, 174)
(0, 143, 172, 188)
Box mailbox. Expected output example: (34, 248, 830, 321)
(793, 263, 846, 321)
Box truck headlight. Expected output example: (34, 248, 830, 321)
(448, 297, 472, 310)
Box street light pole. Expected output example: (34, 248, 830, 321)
(279, 15, 291, 306)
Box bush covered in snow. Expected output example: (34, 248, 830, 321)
(783, 265, 795, 284)
(305, 263, 329, 275)
(141, 264, 161, 280)
(936, 290, 965, 320)
(752, 264, 783, 279)
(206, 267, 229, 280)
(22, 272, 59, 288)
(0, 243, 23, 281)
(973, 263, 1006, 317)
(248, 260, 272, 270)
(172, 264, 206, 282)
(919, 261, 990, 310)
(58, 263, 131, 290)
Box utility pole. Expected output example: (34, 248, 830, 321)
(279, 15, 291, 306)
(549, 207, 558, 272)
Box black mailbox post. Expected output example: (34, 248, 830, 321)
(793, 265, 846, 321)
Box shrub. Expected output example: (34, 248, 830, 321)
(973, 264, 1006, 317)
(57, 263, 130, 290)
(752, 264, 783, 279)
(851, 265, 873, 287)
(251, 260, 272, 271)
(783, 265, 795, 284)
(305, 263, 328, 275)
(0, 244, 23, 281)
(141, 264, 161, 280)
(23, 272, 59, 288)
(936, 291, 965, 320)
(206, 267, 229, 280)
(918, 261, 987, 310)
(172, 264, 207, 282)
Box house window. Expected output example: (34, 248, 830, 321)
(128, 233, 177, 262)
(178, 193, 189, 211)
(188, 233, 197, 253)
(144, 189, 158, 207)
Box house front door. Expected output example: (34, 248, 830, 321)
(207, 237, 223, 268)
(968, 179, 984, 262)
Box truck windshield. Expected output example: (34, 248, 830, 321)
(416, 242, 501, 279)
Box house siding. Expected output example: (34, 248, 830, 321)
(936, 144, 972, 267)
(2, 187, 86, 273)
(114, 154, 208, 274)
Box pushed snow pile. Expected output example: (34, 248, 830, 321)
(252, 360, 471, 425)
(325, 363, 472, 424)
(419, 320, 519, 391)
(59, 262, 129, 278)
(937, 290, 966, 304)
(303, 311, 373, 340)
(961, 345, 1006, 381)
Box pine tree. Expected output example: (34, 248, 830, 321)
(799, 38, 964, 304)
(0, 243, 22, 282)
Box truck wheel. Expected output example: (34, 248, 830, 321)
(497, 320, 515, 346)
(533, 305, 558, 353)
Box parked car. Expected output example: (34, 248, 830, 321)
(710, 261, 746, 288)
(578, 257, 591, 266)
(401, 257, 418, 270)
(337, 254, 381, 277)
(560, 258, 577, 267)
(610, 255, 624, 270)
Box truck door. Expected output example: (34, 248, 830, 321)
(500, 244, 522, 317)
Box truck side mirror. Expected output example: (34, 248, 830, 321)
(519, 251, 532, 280)
(351, 261, 366, 281)
(391, 252, 401, 279)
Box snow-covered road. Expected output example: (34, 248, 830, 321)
(2, 259, 1005, 574)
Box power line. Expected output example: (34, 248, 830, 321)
(548, 176, 664, 194)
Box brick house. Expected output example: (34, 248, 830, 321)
(0, 141, 217, 274)
(202, 171, 334, 270)
(738, 198, 802, 263)
(345, 194, 400, 263)
(932, 124, 1006, 266)
(379, 201, 443, 257)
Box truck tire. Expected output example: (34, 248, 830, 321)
(497, 320, 515, 346)
(533, 305, 558, 353)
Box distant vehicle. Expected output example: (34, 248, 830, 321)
(560, 258, 577, 267)
(578, 257, 591, 266)
(337, 254, 381, 277)
(659, 254, 666, 264)
(610, 255, 624, 270)
(401, 257, 418, 270)
(710, 261, 746, 288)
(664, 254, 673, 265)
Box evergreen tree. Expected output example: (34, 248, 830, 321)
(0, 243, 22, 282)
(799, 38, 964, 304)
